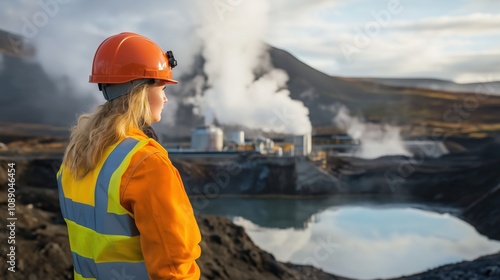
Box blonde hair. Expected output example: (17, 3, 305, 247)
(63, 83, 153, 179)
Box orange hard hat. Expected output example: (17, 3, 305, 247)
(89, 32, 178, 85)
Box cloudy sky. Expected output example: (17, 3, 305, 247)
(268, 0, 500, 83)
(1, 0, 499, 86)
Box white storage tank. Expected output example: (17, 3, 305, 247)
(285, 134, 312, 156)
(191, 125, 224, 151)
(225, 131, 245, 145)
(254, 137, 274, 154)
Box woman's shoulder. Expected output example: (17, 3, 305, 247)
(131, 138, 172, 165)
(127, 142, 178, 178)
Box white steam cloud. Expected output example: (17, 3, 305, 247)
(195, 0, 312, 135)
(0, 0, 199, 128)
(333, 105, 412, 159)
(0, 0, 312, 135)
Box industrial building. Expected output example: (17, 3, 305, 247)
(165, 125, 313, 158)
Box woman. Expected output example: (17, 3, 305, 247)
(57, 32, 201, 280)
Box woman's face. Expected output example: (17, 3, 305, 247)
(147, 83, 168, 122)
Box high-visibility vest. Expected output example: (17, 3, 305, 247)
(58, 138, 151, 280)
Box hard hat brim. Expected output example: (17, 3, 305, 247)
(157, 79, 178, 85)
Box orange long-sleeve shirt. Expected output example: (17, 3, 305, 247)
(120, 127, 201, 279)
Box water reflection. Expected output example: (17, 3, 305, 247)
(195, 196, 460, 229)
(196, 197, 500, 279)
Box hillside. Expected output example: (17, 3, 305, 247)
(362, 77, 500, 96)
(268, 47, 500, 137)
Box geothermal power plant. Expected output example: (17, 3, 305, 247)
(163, 125, 448, 160)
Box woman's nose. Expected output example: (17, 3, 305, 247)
(163, 93, 168, 103)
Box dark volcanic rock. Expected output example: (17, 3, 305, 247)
(0, 196, 73, 280)
(0, 158, 61, 189)
(172, 155, 342, 196)
(462, 182, 500, 242)
(390, 253, 500, 280)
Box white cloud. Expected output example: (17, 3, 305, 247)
(456, 0, 500, 14)
(391, 13, 500, 35)
(267, 8, 500, 83)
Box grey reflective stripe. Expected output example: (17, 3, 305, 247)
(58, 174, 96, 229)
(95, 138, 140, 236)
(72, 252, 147, 279)
(57, 138, 140, 236)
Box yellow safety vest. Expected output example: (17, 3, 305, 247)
(57, 138, 150, 280)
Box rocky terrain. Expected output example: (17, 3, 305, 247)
(390, 253, 500, 280)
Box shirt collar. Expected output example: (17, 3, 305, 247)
(126, 126, 149, 140)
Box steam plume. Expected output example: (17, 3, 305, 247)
(195, 0, 312, 135)
(334, 105, 412, 159)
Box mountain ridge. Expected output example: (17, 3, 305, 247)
(266, 46, 500, 136)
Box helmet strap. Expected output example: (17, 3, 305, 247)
(100, 79, 151, 101)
